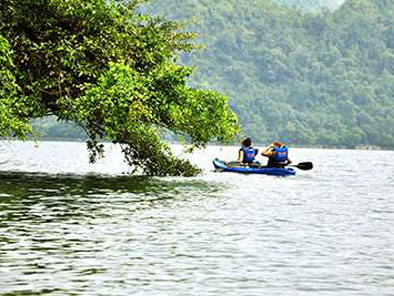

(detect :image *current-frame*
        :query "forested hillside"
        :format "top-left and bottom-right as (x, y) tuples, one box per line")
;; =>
(146, 0), (394, 148)
(28, 0), (393, 149)
(31, 117), (86, 140)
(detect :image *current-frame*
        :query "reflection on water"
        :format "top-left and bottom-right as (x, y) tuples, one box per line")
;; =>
(0, 170), (216, 199)
(0, 170), (220, 223)
(0, 170), (223, 296)
(1, 142), (394, 295)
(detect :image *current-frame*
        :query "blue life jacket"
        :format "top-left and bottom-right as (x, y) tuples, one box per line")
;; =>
(242, 146), (256, 163)
(272, 146), (288, 163)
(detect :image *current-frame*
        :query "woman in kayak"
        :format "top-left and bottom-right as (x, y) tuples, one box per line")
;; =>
(238, 137), (259, 164)
(262, 142), (292, 167)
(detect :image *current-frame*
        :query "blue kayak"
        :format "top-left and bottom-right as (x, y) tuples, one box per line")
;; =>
(213, 159), (296, 176)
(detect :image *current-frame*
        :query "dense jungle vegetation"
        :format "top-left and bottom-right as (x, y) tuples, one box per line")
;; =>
(28, 0), (394, 148)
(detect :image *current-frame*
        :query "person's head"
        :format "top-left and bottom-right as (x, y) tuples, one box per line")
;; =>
(273, 141), (283, 147)
(242, 137), (252, 147)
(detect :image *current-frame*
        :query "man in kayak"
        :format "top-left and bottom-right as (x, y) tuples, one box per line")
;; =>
(261, 142), (292, 168)
(238, 137), (259, 164)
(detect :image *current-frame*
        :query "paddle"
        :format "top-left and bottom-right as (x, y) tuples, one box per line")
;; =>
(289, 162), (313, 170)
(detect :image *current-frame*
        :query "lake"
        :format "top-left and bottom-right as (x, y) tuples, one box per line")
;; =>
(0, 140), (393, 295)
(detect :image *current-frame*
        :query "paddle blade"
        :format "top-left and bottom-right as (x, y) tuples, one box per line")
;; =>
(294, 162), (313, 170)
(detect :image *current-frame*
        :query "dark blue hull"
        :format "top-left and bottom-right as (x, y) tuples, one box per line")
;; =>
(213, 159), (296, 176)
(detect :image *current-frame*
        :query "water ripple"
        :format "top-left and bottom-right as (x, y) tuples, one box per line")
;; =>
(1, 144), (394, 295)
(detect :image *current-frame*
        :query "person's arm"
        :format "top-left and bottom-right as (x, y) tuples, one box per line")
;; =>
(237, 149), (244, 162)
(261, 144), (275, 157)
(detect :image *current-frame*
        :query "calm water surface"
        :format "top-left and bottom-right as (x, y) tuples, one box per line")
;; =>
(0, 141), (393, 295)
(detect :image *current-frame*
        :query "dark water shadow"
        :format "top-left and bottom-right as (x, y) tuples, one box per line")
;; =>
(0, 170), (219, 197)
(0, 170), (223, 225)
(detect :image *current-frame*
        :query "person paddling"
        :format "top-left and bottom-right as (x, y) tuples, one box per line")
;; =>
(262, 142), (292, 168)
(238, 137), (259, 165)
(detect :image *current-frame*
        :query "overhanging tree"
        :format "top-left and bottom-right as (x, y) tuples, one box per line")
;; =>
(0, 0), (239, 176)
(0, 35), (31, 138)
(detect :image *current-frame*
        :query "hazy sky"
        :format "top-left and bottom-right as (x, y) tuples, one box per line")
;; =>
(329, 0), (346, 7)
(275, 0), (346, 10)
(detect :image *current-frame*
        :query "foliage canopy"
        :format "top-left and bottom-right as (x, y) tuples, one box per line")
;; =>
(0, 0), (239, 176)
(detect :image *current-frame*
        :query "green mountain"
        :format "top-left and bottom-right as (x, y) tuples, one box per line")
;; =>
(31, 0), (394, 149)
(31, 117), (86, 140)
(146, 0), (394, 148)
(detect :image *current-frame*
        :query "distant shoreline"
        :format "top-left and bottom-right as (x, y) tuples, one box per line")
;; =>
(1, 138), (392, 152)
